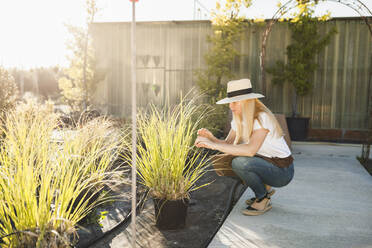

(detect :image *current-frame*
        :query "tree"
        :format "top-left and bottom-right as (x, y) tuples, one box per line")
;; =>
(195, 0), (252, 137)
(36, 67), (60, 99)
(267, 2), (336, 117)
(58, 0), (105, 112)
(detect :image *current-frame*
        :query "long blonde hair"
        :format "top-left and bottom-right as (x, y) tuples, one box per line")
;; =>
(233, 99), (283, 145)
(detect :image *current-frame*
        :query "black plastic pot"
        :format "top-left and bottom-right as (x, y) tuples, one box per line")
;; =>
(153, 198), (189, 230)
(286, 117), (310, 141)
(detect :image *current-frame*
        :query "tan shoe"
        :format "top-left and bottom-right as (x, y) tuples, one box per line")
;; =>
(245, 189), (275, 205)
(242, 198), (272, 216)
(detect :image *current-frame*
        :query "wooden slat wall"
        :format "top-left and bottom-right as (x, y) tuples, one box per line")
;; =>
(90, 18), (371, 130)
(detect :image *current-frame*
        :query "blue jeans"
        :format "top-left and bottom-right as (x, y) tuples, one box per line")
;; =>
(231, 156), (294, 199)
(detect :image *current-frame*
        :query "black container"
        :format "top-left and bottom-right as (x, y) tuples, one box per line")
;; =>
(153, 198), (189, 230)
(286, 117), (310, 141)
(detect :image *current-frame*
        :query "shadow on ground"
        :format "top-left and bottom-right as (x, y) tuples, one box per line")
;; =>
(87, 169), (237, 248)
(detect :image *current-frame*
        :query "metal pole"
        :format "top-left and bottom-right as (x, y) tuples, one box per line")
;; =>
(131, 1), (137, 247)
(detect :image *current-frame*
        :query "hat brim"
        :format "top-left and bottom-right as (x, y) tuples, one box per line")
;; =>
(216, 93), (265, 104)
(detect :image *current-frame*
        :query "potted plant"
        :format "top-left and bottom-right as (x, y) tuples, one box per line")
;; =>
(123, 97), (211, 230)
(267, 6), (336, 140)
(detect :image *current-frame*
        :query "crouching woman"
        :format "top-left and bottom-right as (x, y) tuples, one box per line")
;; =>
(195, 78), (294, 216)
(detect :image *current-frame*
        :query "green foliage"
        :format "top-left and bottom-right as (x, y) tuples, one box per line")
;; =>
(195, 0), (252, 137)
(276, 0), (331, 23)
(82, 208), (109, 227)
(267, 4), (336, 117)
(195, 103), (229, 138)
(122, 97), (211, 201)
(58, 0), (105, 112)
(0, 108), (125, 247)
(0, 66), (18, 117)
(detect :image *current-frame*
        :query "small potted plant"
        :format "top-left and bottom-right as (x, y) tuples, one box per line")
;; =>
(267, 6), (336, 140)
(123, 97), (211, 230)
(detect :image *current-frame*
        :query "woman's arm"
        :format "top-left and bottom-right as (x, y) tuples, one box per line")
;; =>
(197, 128), (236, 144)
(195, 128), (269, 157)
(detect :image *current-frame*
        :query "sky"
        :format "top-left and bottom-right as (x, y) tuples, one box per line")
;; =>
(0, 0), (371, 69)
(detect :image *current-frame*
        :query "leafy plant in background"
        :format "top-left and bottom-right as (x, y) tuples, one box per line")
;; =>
(195, 0), (252, 138)
(58, 0), (105, 113)
(267, 2), (337, 117)
(0, 66), (18, 117)
(36, 66), (61, 99)
(0, 107), (126, 247)
(15, 92), (55, 119)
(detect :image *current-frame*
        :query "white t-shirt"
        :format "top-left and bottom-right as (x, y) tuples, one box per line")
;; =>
(230, 112), (291, 158)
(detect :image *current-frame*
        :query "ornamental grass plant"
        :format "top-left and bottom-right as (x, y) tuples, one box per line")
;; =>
(123, 97), (212, 201)
(0, 106), (126, 247)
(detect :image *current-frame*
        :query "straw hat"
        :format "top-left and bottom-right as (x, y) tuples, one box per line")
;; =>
(216, 78), (264, 104)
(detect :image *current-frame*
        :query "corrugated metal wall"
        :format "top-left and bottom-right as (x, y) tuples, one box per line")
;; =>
(91, 18), (371, 130)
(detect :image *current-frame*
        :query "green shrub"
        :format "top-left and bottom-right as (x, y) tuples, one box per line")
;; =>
(122, 97), (211, 201)
(0, 108), (125, 247)
(267, 7), (336, 117)
(195, 1), (250, 137)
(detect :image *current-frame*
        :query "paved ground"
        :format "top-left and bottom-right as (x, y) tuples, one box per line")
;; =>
(209, 142), (372, 248)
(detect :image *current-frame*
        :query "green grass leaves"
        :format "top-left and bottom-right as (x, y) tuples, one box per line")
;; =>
(123, 97), (212, 201)
(0, 110), (124, 247)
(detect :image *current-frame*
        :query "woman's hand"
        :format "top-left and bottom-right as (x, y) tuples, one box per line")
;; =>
(194, 136), (216, 150)
(197, 128), (215, 141)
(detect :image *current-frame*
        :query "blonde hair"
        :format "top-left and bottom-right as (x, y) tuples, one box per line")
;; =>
(233, 99), (283, 145)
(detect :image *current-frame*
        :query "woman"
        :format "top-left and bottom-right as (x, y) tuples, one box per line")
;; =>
(195, 78), (294, 216)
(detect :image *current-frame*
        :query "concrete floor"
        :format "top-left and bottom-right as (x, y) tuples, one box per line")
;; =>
(208, 142), (372, 248)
